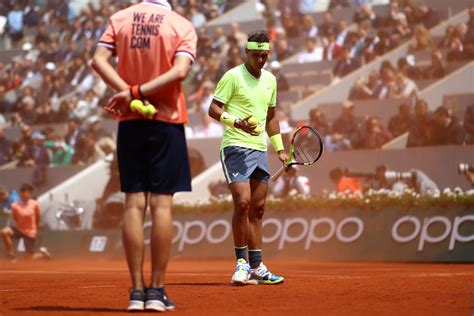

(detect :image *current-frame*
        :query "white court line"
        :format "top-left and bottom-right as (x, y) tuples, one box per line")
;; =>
(78, 285), (116, 289)
(1, 271), (473, 279)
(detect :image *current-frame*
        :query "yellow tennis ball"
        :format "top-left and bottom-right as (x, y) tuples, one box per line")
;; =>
(130, 99), (143, 112)
(143, 104), (157, 117)
(254, 126), (263, 134)
(248, 116), (258, 126)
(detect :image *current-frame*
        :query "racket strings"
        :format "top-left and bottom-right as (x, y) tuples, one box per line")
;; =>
(293, 130), (322, 164)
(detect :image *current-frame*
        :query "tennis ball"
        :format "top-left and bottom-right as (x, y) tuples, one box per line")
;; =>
(248, 116), (258, 126)
(130, 99), (143, 112)
(254, 126), (263, 134)
(143, 104), (157, 117)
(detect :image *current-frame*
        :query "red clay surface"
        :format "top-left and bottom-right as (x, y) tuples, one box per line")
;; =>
(1, 258), (473, 315)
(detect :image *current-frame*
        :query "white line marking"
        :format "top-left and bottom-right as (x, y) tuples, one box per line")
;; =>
(78, 285), (116, 289)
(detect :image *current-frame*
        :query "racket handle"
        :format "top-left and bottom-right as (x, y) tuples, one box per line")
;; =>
(271, 165), (287, 181)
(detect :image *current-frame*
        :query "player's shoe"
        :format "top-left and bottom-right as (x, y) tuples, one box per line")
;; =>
(39, 247), (52, 259)
(231, 258), (250, 285)
(145, 288), (176, 312)
(127, 288), (145, 312)
(248, 262), (284, 285)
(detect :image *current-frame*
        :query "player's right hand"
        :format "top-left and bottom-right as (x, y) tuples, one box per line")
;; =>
(106, 89), (132, 118)
(236, 116), (260, 136)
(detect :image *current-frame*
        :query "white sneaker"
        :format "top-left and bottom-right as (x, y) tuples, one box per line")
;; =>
(231, 258), (250, 285)
(247, 262), (284, 285)
(39, 247), (52, 259)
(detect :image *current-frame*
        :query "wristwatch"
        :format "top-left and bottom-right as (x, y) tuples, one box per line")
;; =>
(234, 118), (242, 128)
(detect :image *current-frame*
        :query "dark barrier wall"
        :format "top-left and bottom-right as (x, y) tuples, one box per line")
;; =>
(0, 165), (86, 196)
(268, 145), (474, 193)
(4, 207), (473, 262)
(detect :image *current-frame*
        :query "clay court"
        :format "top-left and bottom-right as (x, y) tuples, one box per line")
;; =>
(1, 259), (473, 315)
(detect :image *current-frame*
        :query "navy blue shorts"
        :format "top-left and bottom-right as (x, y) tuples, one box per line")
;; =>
(11, 226), (36, 253)
(220, 146), (270, 184)
(117, 120), (192, 193)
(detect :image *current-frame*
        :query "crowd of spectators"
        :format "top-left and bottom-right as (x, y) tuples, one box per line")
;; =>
(1, 0), (473, 172)
(299, 97), (473, 152)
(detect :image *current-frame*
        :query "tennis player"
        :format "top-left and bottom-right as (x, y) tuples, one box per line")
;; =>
(208, 30), (288, 285)
(92, 0), (197, 312)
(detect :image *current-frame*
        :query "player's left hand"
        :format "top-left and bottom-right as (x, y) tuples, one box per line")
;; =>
(277, 151), (289, 166)
(106, 90), (132, 118)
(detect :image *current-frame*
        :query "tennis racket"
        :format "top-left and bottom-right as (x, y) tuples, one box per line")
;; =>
(271, 125), (324, 181)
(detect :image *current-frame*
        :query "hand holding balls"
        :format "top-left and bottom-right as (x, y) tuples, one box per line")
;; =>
(247, 116), (263, 134)
(130, 99), (157, 118)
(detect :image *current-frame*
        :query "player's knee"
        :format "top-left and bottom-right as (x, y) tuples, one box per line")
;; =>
(234, 199), (250, 215)
(250, 204), (265, 220)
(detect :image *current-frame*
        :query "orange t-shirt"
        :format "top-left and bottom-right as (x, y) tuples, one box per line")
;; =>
(11, 199), (41, 239)
(337, 176), (362, 193)
(98, 0), (197, 124)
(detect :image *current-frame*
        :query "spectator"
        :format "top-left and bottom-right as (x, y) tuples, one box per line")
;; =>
(394, 71), (418, 98)
(7, 4), (24, 43)
(374, 28), (398, 55)
(0, 185), (18, 216)
(407, 99), (434, 147)
(360, 116), (392, 149)
(269, 61), (289, 91)
(324, 132), (351, 151)
(275, 38), (294, 61)
(329, 167), (362, 193)
(388, 103), (415, 138)
(298, 38), (323, 63)
(431, 106), (465, 145)
(414, 3), (440, 29)
(332, 101), (359, 140)
(280, 10), (300, 38)
(373, 67), (397, 99)
(44, 134), (73, 167)
(189, 5), (206, 29)
(323, 33), (343, 61)
(425, 49), (446, 79)
(408, 168), (439, 196)
(438, 25), (458, 49)
(348, 76), (374, 100)
(319, 12), (336, 38)
(18, 132), (50, 187)
(397, 56), (421, 80)
(409, 24), (432, 51)
(464, 104), (474, 144)
(0, 127), (11, 165)
(447, 36), (468, 62)
(72, 131), (97, 166)
(230, 22), (247, 49)
(353, 4), (379, 26)
(309, 108), (329, 135)
(332, 46), (361, 78)
(272, 166), (311, 198)
(335, 20), (349, 46)
(301, 14), (318, 39)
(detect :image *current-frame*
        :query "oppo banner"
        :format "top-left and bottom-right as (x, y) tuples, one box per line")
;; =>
(36, 208), (474, 262)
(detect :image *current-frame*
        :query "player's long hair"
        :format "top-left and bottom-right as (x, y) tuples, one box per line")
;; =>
(247, 30), (271, 43)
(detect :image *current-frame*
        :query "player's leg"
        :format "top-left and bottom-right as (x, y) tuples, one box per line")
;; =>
(145, 121), (191, 311)
(247, 178), (267, 264)
(123, 192), (148, 290)
(116, 120), (149, 311)
(228, 182), (252, 284)
(146, 193), (175, 312)
(247, 160), (284, 285)
(122, 192), (148, 311)
(1, 227), (16, 261)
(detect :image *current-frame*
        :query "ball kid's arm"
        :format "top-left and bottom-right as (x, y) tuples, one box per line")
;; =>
(91, 46), (129, 92)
